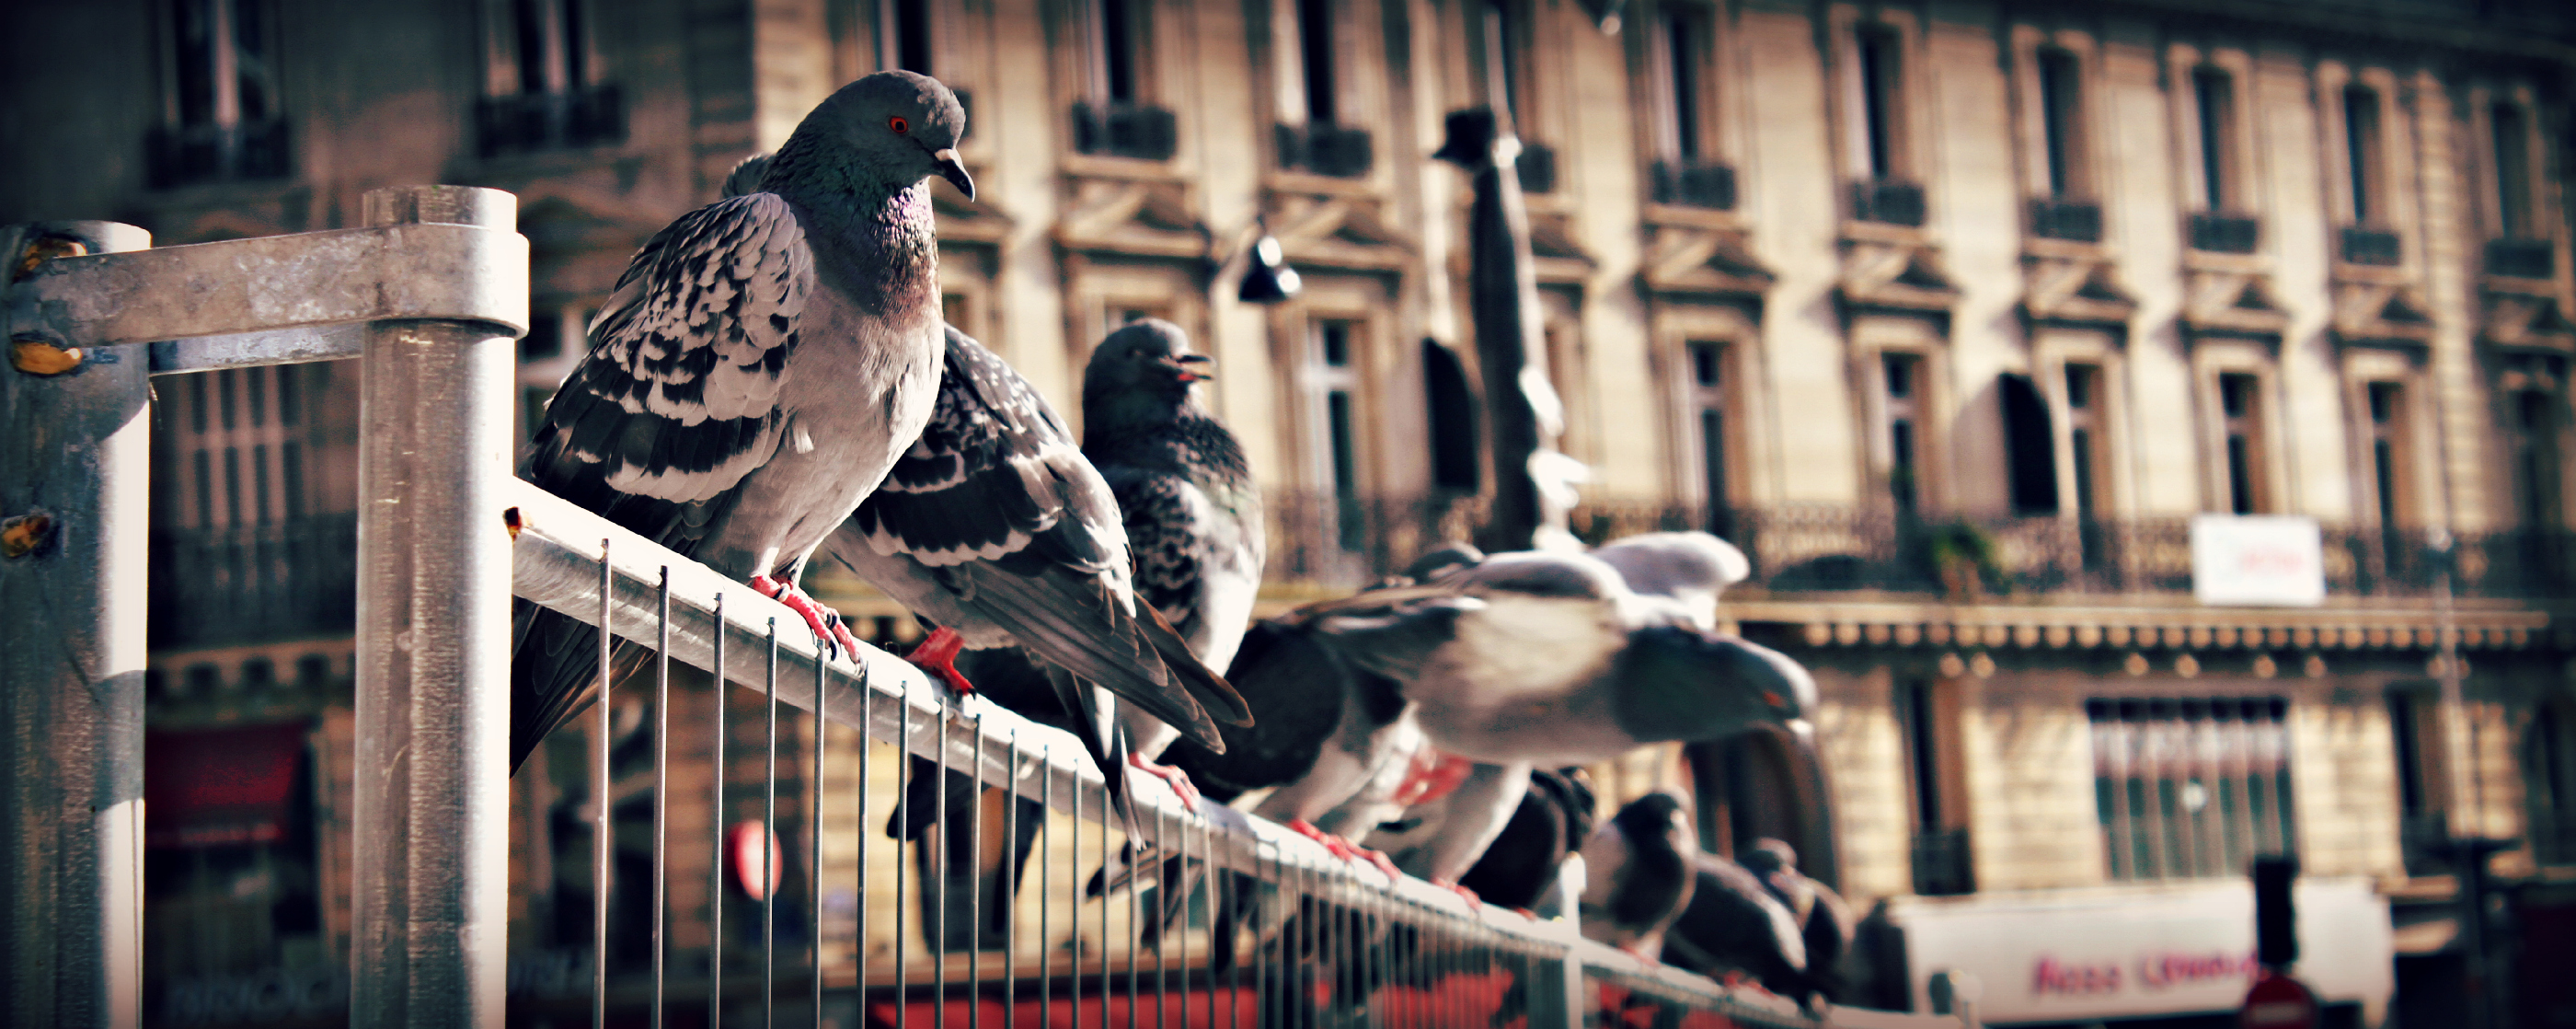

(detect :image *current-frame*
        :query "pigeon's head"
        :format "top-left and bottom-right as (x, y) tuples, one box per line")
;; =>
(788, 70), (973, 200)
(1610, 791), (1696, 852)
(1083, 318), (1212, 423)
(1739, 838), (1798, 876)
(1610, 628), (1812, 746)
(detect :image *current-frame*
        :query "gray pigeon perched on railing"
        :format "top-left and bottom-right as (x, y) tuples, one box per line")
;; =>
(1080, 318), (1267, 799)
(510, 70), (973, 770)
(822, 323), (1249, 838)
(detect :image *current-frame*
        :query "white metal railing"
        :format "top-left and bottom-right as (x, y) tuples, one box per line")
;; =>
(1, 186), (1963, 1029)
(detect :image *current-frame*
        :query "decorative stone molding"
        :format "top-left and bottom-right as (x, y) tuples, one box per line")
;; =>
(1836, 222), (1958, 313)
(2021, 239), (2137, 328)
(2179, 264), (2290, 338)
(2477, 279), (2576, 353)
(2329, 272), (2434, 352)
(1052, 173), (1210, 262)
(1639, 217), (1776, 300)
(1264, 190), (1415, 276)
(1746, 599), (2552, 653)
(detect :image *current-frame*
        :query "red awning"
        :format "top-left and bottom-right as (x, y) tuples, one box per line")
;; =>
(146, 723), (308, 849)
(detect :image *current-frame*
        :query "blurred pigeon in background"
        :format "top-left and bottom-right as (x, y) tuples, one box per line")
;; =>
(1663, 851), (1818, 1001)
(1579, 791), (1700, 959)
(1740, 838), (1857, 1002)
(1080, 318), (1266, 800)
(1590, 530), (1750, 631)
(512, 70), (973, 770)
(822, 323), (1249, 838)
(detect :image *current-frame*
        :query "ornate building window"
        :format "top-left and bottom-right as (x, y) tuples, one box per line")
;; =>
(1899, 677), (1972, 896)
(2216, 371), (2271, 514)
(2090, 697), (2296, 881)
(2185, 65), (2259, 254)
(1846, 22), (1922, 225)
(477, 0), (623, 156)
(2339, 85), (2400, 265)
(1881, 352), (1926, 514)
(151, 0), (289, 188)
(1272, 0), (1372, 177)
(1686, 341), (1735, 529)
(2484, 99), (2553, 278)
(2024, 46), (2099, 242)
(1071, 0), (1174, 160)
(1643, 4), (1732, 210)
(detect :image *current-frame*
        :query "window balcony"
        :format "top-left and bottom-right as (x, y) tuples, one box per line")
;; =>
(2340, 225), (2402, 266)
(1276, 121), (1374, 179)
(1650, 160), (1738, 211)
(2398, 812), (2453, 876)
(1515, 142), (1558, 195)
(1910, 828), (1975, 896)
(148, 514), (358, 651)
(475, 85), (627, 157)
(2486, 237), (2556, 279)
(2188, 211), (2261, 254)
(1850, 179), (1926, 227)
(2029, 198), (2103, 243)
(1072, 101), (1178, 161)
(146, 120), (293, 190)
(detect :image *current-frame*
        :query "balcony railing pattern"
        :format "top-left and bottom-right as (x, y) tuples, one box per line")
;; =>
(2029, 198), (2103, 243)
(476, 86), (627, 157)
(1651, 161), (1738, 211)
(1262, 494), (2576, 600)
(2189, 212), (2261, 254)
(1073, 101), (1179, 161)
(146, 121), (293, 190)
(1850, 179), (1927, 227)
(149, 515), (358, 650)
(1276, 121), (1374, 178)
(2340, 225), (2403, 266)
(1516, 142), (1558, 194)
(2486, 237), (2557, 279)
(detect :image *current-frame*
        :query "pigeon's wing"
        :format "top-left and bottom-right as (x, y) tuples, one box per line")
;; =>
(512, 193), (811, 769)
(1161, 619), (1359, 800)
(841, 328), (1245, 748)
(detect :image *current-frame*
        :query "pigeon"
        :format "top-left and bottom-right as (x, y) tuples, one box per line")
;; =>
(511, 70), (973, 769)
(1298, 549), (1811, 895)
(1579, 791), (1700, 959)
(1662, 852), (1815, 1000)
(820, 322), (1251, 838)
(1590, 530), (1750, 632)
(1738, 838), (1857, 1002)
(1080, 318), (1267, 796)
(1371, 766), (1595, 912)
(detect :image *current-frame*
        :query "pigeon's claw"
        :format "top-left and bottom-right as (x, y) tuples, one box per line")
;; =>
(1358, 847), (1401, 883)
(1126, 755), (1202, 812)
(752, 575), (851, 658)
(1431, 878), (1482, 911)
(905, 625), (975, 695)
(1512, 908), (1540, 920)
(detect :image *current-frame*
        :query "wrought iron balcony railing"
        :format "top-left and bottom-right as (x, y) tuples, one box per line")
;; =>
(1072, 101), (1178, 161)
(1265, 494), (2576, 601)
(1276, 121), (1374, 178)
(2029, 197), (2102, 243)
(2486, 237), (2556, 280)
(2189, 212), (2261, 254)
(2340, 225), (2402, 266)
(475, 86), (627, 157)
(148, 514), (359, 650)
(1651, 161), (1738, 211)
(1850, 179), (1927, 227)
(146, 120), (293, 190)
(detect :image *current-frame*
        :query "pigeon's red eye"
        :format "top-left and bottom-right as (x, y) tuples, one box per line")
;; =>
(888, 116), (910, 134)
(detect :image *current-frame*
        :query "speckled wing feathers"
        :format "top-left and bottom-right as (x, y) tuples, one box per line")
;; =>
(546, 192), (811, 505)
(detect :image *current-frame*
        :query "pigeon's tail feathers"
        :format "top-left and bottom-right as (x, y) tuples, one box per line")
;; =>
(1138, 597), (1252, 727)
(956, 564), (1228, 754)
(510, 602), (623, 772)
(1051, 665), (1144, 845)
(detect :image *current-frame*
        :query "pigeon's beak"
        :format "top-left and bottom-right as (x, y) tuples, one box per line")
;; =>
(931, 148), (975, 201)
(1164, 353), (1214, 383)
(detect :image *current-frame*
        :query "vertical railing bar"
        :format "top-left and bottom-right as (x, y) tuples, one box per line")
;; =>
(1004, 730), (1021, 1029)
(653, 566), (672, 1029)
(1177, 812), (1191, 1029)
(1098, 785), (1110, 1029)
(1126, 812), (1141, 1029)
(894, 689), (910, 1029)
(857, 658), (871, 1020)
(970, 714), (986, 1029)
(935, 690), (949, 1018)
(594, 538), (613, 1029)
(811, 651), (826, 1027)
(1057, 750), (1070, 1028)
(1153, 806), (1167, 1029)
(764, 619), (780, 1029)
(709, 595), (728, 1029)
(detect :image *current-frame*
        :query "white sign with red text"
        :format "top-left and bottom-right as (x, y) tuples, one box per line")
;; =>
(2192, 514), (2327, 607)
(1887, 879), (2390, 1025)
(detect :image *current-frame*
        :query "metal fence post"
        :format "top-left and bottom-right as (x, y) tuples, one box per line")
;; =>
(1, 218), (155, 1029)
(348, 186), (523, 1028)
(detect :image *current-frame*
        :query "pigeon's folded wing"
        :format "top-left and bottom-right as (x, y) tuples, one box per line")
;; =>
(844, 329), (1245, 747)
(512, 193), (812, 770)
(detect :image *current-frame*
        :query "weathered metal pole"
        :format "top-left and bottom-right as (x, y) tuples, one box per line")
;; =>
(0, 218), (155, 1029)
(349, 186), (523, 1027)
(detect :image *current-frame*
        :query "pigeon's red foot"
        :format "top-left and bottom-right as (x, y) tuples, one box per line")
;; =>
(750, 575), (859, 657)
(904, 625), (974, 695)
(1618, 943), (1655, 965)
(1285, 819), (1395, 878)
(1512, 908), (1540, 920)
(1431, 878), (1483, 910)
(1126, 754), (1202, 812)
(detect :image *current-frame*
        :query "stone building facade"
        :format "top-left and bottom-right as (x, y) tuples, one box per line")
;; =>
(7, 0), (2576, 1023)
